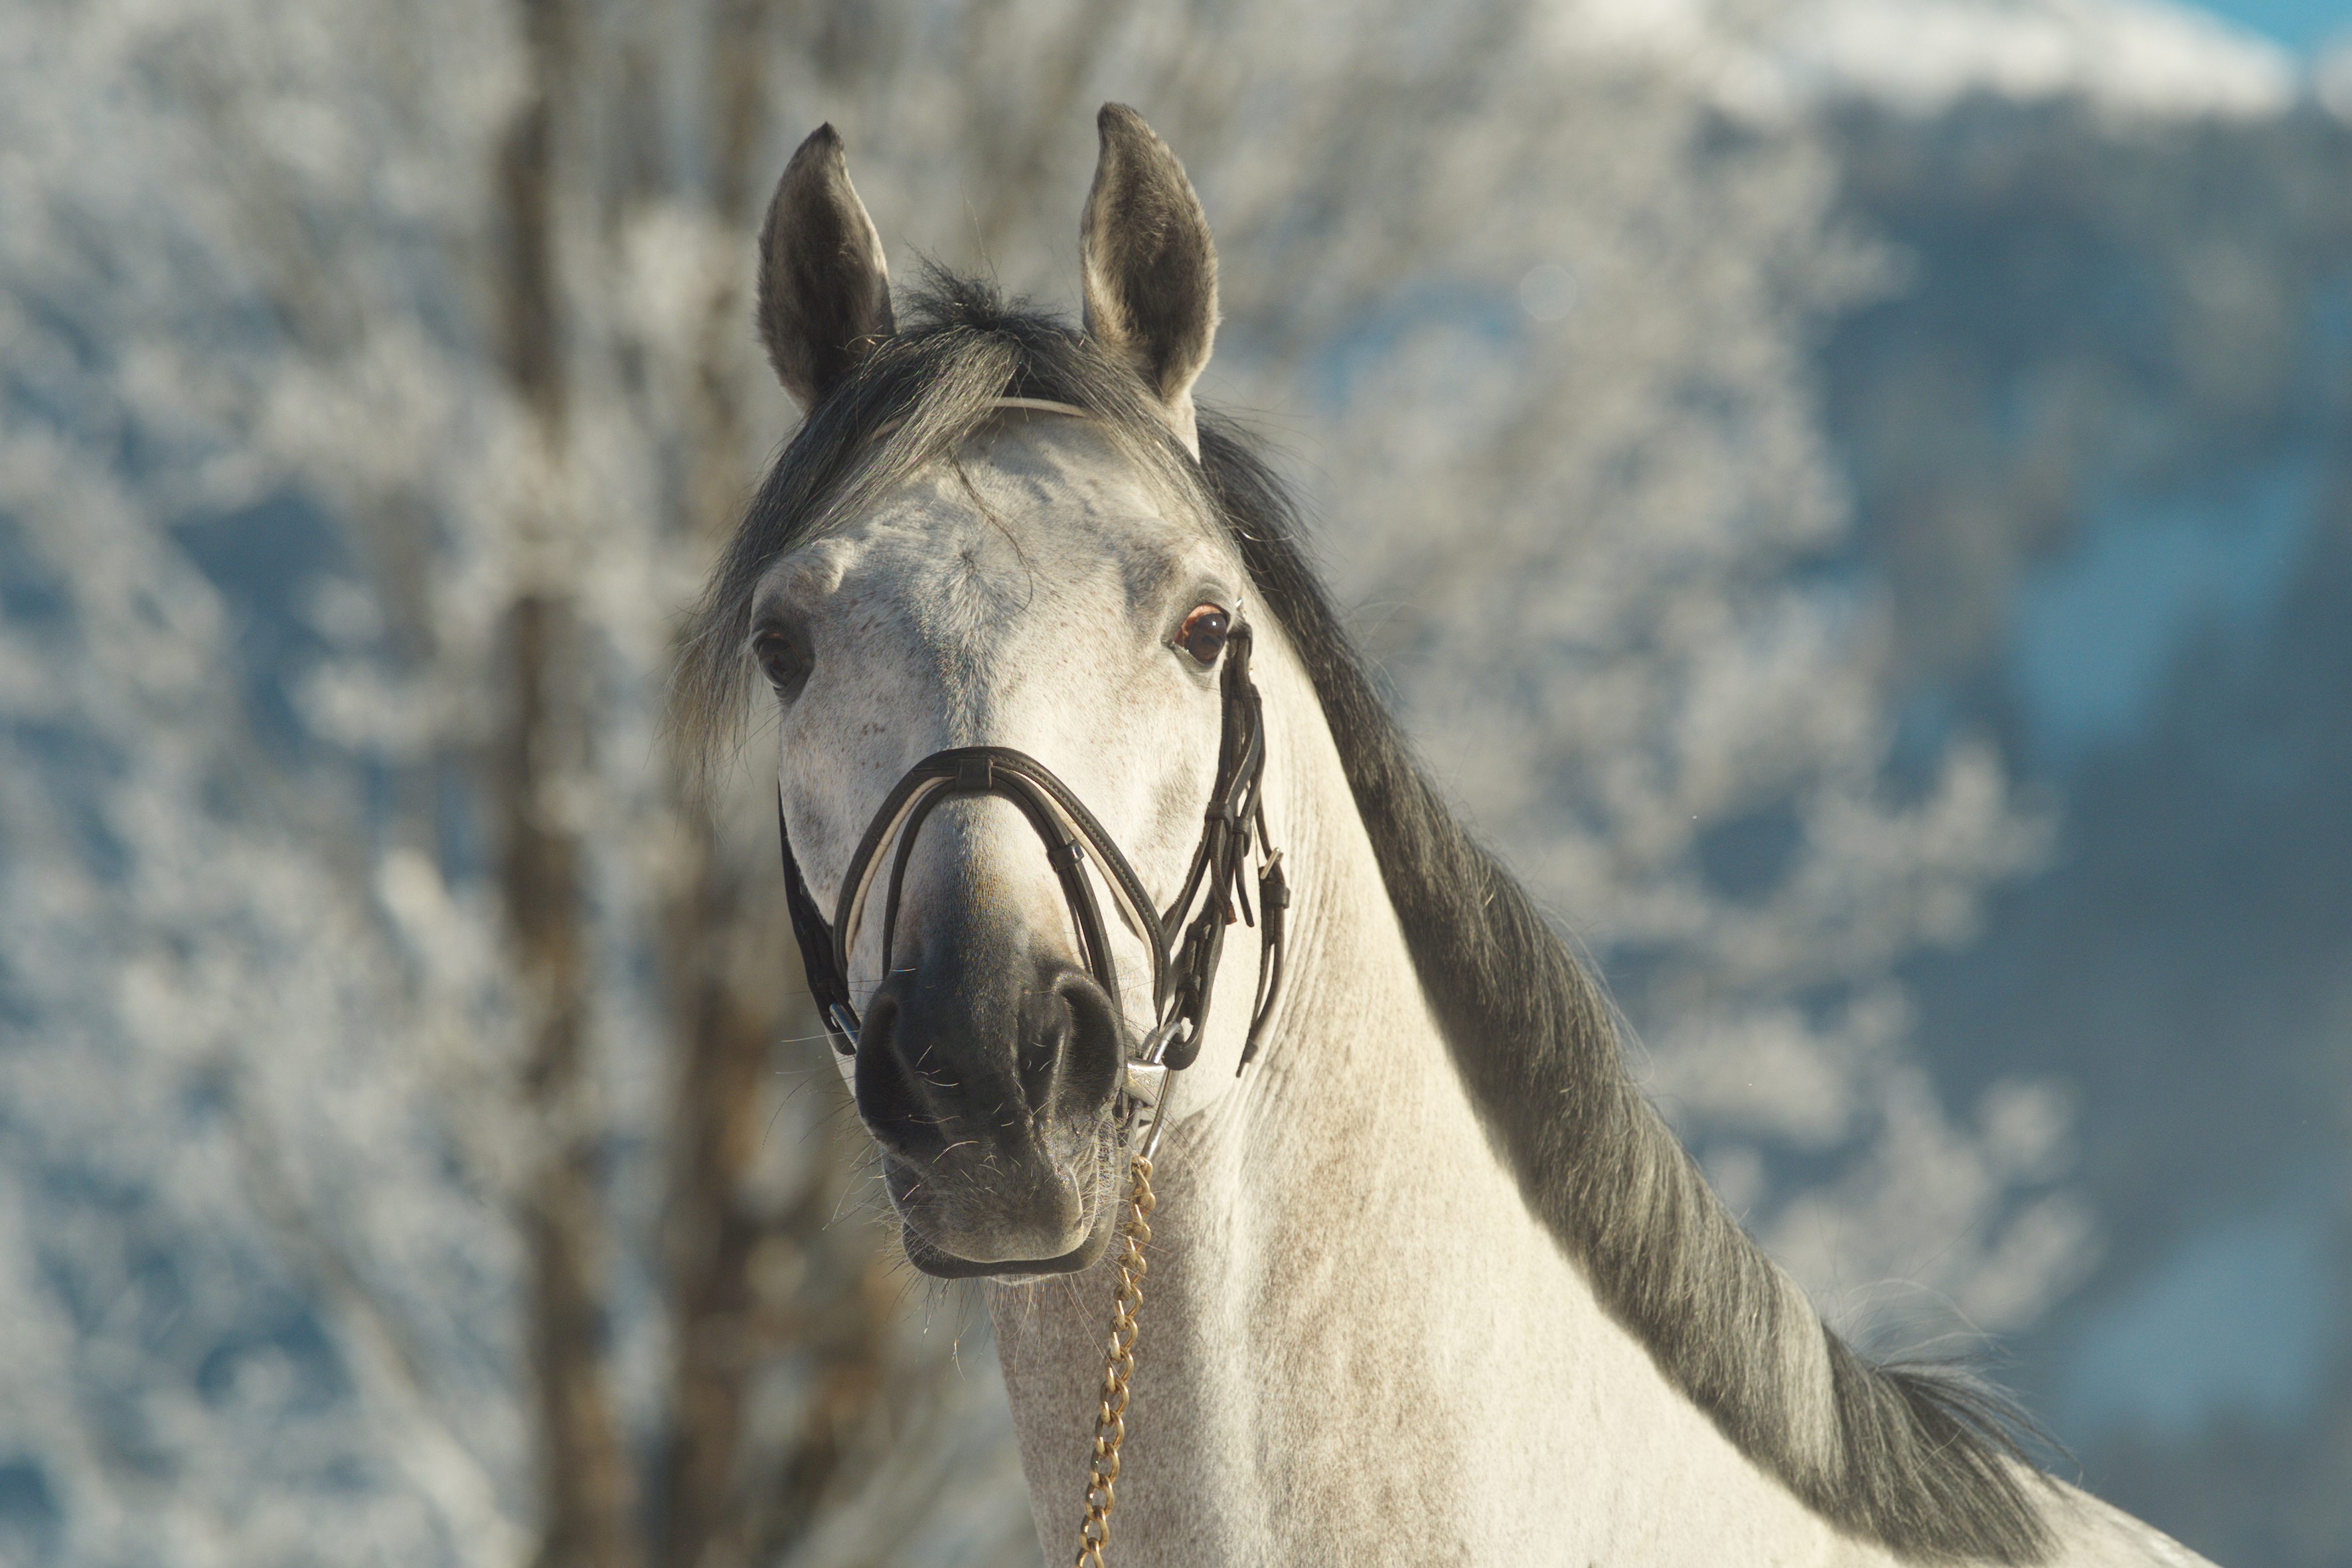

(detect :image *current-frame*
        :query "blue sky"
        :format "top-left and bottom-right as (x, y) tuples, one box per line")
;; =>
(2194, 0), (2352, 48)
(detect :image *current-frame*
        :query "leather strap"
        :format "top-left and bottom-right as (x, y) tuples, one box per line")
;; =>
(775, 623), (1285, 1127)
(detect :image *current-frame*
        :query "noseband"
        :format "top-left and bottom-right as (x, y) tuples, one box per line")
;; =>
(775, 615), (1290, 1153)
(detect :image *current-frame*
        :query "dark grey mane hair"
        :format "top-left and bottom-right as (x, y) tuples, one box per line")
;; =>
(675, 275), (2054, 1565)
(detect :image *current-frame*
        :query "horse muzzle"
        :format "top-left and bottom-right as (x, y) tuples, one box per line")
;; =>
(770, 623), (1287, 1277)
(856, 944), (1127, 1275)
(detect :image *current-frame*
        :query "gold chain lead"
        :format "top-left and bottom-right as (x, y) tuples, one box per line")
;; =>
(1074, 1153), (1155, 1568)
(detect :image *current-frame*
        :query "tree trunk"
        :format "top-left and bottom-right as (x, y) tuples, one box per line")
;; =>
(496, 1), (638, 1563)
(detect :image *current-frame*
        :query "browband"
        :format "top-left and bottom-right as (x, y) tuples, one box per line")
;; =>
(870, 396), (1093, 441)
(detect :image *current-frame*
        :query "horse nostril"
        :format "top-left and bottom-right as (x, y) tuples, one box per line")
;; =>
(1053, 970), (1125, 1111)
(1012, 970), (1123, 1119)
(852, 990), (935, 1148)
(1017, 992), (1072, 1118)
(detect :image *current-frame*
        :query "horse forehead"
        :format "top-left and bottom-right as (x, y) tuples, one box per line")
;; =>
(809, 427), (1214, 623)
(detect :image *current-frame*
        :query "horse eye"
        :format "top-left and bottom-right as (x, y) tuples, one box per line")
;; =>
(1175, 605), (1229, 666)
(753, 630), (810, 694)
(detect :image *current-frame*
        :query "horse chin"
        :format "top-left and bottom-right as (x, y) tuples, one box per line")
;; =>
(880, 1124), (1124, 1279)
(898, 1202), (1119, 1279)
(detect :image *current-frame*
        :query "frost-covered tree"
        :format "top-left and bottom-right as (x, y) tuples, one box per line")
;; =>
(0, 1), (2080, 1564)
(1, 5), (535, 1563)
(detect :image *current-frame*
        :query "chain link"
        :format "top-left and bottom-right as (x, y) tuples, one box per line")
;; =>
(1074, 1153), (1155, 1568)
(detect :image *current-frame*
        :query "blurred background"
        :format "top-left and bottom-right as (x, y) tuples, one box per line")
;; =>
(2, 0), (2347, 1563)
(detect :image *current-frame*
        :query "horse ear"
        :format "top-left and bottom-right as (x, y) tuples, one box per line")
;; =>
(1079, 104), (1219, 457)
(757, 124), (894, 412)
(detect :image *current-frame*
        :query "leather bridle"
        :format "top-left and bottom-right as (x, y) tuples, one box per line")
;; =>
(776, 616), (1290, 1156)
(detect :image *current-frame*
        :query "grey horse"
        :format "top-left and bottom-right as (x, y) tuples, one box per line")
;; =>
(674, 104), (2216, 1568)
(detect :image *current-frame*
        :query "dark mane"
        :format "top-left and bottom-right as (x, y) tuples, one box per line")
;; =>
(1200, 423), (2055, 1565)
(677, 277), (2053, 1565)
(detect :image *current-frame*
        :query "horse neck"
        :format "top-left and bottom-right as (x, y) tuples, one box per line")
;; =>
(985, 629), (1876, 1566)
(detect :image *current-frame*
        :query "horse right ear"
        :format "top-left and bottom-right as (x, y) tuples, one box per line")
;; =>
(757, 125), (894, 412)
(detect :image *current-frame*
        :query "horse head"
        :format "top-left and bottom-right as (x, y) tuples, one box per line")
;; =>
(728, 108), (1267, 1279)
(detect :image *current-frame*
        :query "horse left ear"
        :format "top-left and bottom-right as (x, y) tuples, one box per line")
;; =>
(1080, 104), (1219, 457)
